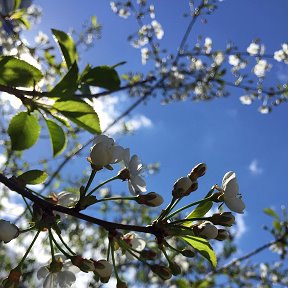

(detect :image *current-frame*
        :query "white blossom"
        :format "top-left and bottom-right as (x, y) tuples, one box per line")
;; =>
(253, 59), (270, 77)
(274, 43), (288, 63)
(221, 171), (245, 214)
(258, 105), (271, 114)
(229, 55), (240, 67)
(0, 219), (19, 243)
(141, 47), (149, 65)
(239, 95), (253, 105)
(247, 42), (260, 56)
(35, 31), (49, 45)
(90, 135), (126, 169)
(37, 255), (80, 288)
(151, 20), (164, 40)
(204, 37), (212, 54)
(214, 52), (224, 65)
(124, 150), (146, 195)
(123, 233), (146, 260)
(57, 191), (79, 207)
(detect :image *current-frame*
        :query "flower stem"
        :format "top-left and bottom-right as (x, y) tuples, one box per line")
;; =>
(168, 217), (210, 225)
(96, 196), (137, 204)
(21, 196), (33, 216)
(84, 169), (97, 195)
(166, 195), (214, 220)
(56, 231), (76, 255)
(157, 197), (177, 221)
(18, 230), (40, 267)
(87, 175), (120, 197)
(49, 229), (55, 260)
(50, 230), (71, 258)
(110, 240), (121, 282)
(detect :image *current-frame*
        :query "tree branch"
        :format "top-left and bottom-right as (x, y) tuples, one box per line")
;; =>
(0, 173), (158, 235)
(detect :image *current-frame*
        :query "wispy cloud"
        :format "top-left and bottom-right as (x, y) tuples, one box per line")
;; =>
(248, 159), (263, 175)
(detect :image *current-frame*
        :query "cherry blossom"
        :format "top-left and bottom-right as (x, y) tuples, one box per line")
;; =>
(123, 232), (146, 260)
(89, 135), (126, 169)
(123, 149), (146, 195)
(221, 171), (245, 214)
(37, 255), (80, 288)
(253, 59), (270, 77)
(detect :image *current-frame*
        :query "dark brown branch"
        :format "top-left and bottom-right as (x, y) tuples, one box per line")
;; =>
(0, 77), (155, 100)
(0, 173), (157, 235)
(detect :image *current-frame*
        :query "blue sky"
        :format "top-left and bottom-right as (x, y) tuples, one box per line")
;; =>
(26, 0), (288, 263)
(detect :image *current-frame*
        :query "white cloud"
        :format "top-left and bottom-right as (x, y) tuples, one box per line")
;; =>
(248, 159), (263, 175)
(232, 213), (247, 240)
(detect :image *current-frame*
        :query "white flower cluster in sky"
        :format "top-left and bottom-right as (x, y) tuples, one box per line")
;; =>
(274, 43), (288, 63)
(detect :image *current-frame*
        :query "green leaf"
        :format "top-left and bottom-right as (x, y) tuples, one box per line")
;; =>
(0, 56), (43, 87)
(13, 0), (22, 10)
(81, 66), (120, 90)
(18, 170), (48, 185)
(264, 208), (279, 219)
(52, 29), (77, 68)
(53, 99), (101, 134)
(184, 201), (213, 226)
(48, 62), (79, 98)
(181, 236), (217, 268)
(45, 119), (67, 157)
(8, 112), (41, 150)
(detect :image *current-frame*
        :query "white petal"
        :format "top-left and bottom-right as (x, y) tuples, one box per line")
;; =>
(123, 148), (130, 166)
(129, 155), (141, 173)
(112, 145), (126, 163)
(58, 192), (79, 207)
(37, 266), (49, 280)
(57, 271), (76, 288)
(128, 181), (136, 195)
(94, 135), (114, 145)
(43, 273), (57, 288)
(131, 238), (146, 251)
(225, 197), (245, 214)
(222, 172), (238, 197)
(131, 175), (146, 190)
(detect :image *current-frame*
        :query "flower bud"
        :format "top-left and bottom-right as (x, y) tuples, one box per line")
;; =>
(194, 221), (218, 239)
(188, 163), (207, 181)
(0, 220), (19, 243)
(172, 177), (192, 198)
(71, 256), (94, 272)
(210, 212), (235, 227)
(2, 267), (22, 288)
(150, 264), (172, 280)
(94, 259), (113, 279)
(136, 192), (164, 207)
(184, 181), (198, 196)
(117, 281), (128, 288)
(181, 247), (196, 258)
(215, 229), (229, 241)
(140, 249), (157, 260)
(169, 261), (181, 276)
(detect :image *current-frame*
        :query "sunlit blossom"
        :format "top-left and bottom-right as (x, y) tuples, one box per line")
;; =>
(37, 255), (80, 288)
(253, 59), (270, 77)
(123, 232), (146, 260)
(124, 150), (146, 195)
(221, 171), (245, 214)
(151, 20), (164, 40)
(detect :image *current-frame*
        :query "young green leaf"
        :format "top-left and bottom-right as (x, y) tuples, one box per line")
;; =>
(48, 62), (79, 98)
(184, 201), (213, 225)
(52, 29), (77, 68)
(45, 119), (67, 157)
(181, 235), (217, 268)
(0, 56), (43, 87)
(263, 208), (279, 219)
(53, 99), (101, 134)
(8, 112), (41, 150)
(81, 66), (120, 90)
(18, 170), (48, 185)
